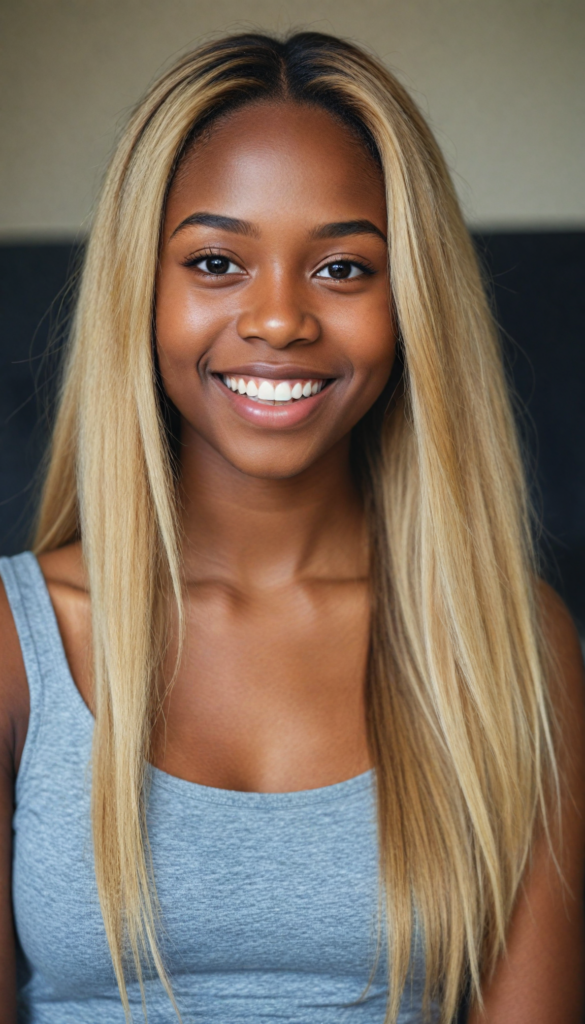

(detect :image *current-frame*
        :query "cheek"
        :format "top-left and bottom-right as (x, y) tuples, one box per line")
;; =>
(155, 269), (228, 374)
(155, 278), (208, 417)
(156, 274), (195, 371)
(338, 296), (396, 398)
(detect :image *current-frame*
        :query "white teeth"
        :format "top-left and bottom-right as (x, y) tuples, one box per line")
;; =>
(222, 375), (327, 402)
(257, 380), (275, 400)
(274, 381), (292, 402)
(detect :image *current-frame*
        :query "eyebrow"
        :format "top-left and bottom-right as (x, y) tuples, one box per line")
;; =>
(170, 212), (386, 244)
(170, 212), (259, 239)
(311, 219), (387, 243)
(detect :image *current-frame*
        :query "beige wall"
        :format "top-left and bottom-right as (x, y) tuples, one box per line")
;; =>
(1, 0), (584, 239)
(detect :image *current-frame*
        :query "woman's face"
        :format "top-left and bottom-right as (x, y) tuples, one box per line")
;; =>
(156, 100), (395, 479)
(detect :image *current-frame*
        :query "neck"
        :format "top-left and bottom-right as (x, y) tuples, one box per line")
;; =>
(178, 428), (368, 589)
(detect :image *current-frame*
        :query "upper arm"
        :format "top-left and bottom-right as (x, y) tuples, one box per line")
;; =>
(0, 578), (29, 1024)
(469, 583), (585, 1024)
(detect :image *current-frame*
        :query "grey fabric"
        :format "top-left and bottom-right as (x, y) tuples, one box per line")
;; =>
(1, 551), (433, 1023)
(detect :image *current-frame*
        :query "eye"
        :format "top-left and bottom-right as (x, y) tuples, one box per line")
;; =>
(315, 260), (372, 280)
(188, 255), (243, 275)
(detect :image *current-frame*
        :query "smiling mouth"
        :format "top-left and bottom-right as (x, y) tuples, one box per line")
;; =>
(219, 374), (330, 404)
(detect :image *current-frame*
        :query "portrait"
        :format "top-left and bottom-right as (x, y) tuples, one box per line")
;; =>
(0, 4), (583, 1022)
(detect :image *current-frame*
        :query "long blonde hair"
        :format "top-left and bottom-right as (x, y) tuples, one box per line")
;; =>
(34, 32), (557, 1023)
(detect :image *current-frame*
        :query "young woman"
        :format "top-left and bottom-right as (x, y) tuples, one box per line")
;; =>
(0, 31), (583, 1024)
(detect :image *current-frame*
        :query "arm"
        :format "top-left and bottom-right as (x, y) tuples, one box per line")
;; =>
(0, 579), (29, 1023)
(469, 585), (585, 1024)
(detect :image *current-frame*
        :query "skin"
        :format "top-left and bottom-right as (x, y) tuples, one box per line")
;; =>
(0, 100), (583, 1021)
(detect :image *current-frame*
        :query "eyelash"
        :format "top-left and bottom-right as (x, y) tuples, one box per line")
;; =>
(181, 248), (240, 270)
(181, 249), (375, 278)
(316, 259), (374, 279)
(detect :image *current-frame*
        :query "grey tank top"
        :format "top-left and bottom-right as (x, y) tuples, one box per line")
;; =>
(0, 552), (432, 1024)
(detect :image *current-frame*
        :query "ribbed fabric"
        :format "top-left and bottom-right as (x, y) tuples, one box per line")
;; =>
(0, 552), (433, 1023)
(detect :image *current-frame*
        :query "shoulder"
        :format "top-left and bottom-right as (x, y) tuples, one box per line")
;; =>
(0, 561), (30, 777)
(534, 580), (585, 856)
(536, 579), (585, 790)
(0, 572), (23, 1018)
(0, 542), (89, 775)
(537, 578), (584, 670)
(538, 583), (585, 970)
(468, 580), (585, 1022)
(36, 541), (90, 649)
(37, 542), (93, 712)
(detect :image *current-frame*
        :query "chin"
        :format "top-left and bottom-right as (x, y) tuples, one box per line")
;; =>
(217, 438), (327, 482)
(228, 456), (315, 482)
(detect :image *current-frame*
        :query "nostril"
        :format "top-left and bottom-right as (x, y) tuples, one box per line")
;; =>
(236, 310), (321, 349)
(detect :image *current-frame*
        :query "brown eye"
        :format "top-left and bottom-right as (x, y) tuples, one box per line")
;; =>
(187, 254), (243, 275)
(329, 262), (351, 279)
(202, 256), (231, 274)
(316, 260), (371, 280)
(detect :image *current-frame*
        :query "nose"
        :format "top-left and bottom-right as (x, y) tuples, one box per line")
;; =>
(236, 271), (320, 350)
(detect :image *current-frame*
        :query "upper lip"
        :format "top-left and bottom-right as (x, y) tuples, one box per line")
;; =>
(211, 363), (334, 380)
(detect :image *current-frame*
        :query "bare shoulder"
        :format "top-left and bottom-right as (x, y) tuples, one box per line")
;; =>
(537, 580), (585, 790)
(534, 580), (585, 862)
(0, 581), (22, 1023)
(469, 582), (585, 1023)
(0, 571), (29, 775)
(537, 578), (584, 672)
(37, 542), (93, 711)
(0, 541), (90, 775)
(0, 541), (86, 768)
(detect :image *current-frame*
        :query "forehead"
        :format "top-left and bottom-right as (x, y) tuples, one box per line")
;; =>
(165, 101), (386, 232)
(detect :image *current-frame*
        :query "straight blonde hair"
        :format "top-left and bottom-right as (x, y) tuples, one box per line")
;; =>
(34, 32), (557, 1023)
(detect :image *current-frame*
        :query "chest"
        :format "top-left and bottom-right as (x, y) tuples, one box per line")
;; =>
(49, 575), (372, 791)
(153, 580), (372, 790)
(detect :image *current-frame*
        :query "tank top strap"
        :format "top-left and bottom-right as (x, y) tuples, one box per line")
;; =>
(0, 551), (92, 794)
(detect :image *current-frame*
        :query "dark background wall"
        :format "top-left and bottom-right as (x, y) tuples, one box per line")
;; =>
(1, 233), (584, 634)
